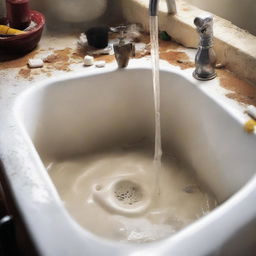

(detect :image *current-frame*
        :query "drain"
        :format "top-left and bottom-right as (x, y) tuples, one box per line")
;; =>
(113, 180), (143, 206)
(93, 178), (151, 216)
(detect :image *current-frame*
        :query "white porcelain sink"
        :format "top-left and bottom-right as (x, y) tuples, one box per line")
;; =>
(1, 63), (256, 255)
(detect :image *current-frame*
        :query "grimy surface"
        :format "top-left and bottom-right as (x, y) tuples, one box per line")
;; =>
(47, 146), (217, 243)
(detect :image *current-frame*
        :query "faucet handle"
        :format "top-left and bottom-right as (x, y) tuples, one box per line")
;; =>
(194, 14), (213, 36)
(110, 25), (128, 45)
(193, 14), (216, 80)
(109, 25), (127, 34)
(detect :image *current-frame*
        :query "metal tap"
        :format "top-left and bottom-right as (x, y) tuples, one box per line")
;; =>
(193, 15), (216, 81)
(149, 0), (177, 16)
(113, 26), (135, 68)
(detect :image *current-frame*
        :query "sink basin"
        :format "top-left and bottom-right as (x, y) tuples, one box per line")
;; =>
(1, 63), (256, 255)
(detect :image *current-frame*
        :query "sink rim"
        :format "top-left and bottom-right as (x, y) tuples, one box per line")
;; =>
(1, 62), (256, 255)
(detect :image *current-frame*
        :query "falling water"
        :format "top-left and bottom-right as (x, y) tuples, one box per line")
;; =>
(150, 16), (162, 165)
(150, 16), (162, 197)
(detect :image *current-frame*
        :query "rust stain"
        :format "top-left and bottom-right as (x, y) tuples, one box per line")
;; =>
(2, 33), (192, 81)
(134, 34), (193, 69)
(0, 49), (40, 69)
(217, 69), (256, 106)
(18, 68), (31, 79)
(133, 34), (194, 70)
(43, 48), (73, 72)
(159, 39), (181, 51)
(71, 51), (84, 61)
(160, 51), (194, 70)
(138, 33), (150, 44)
(135, 50), (150, 59)
(182, 7), (191, 12)
(94, 55), (115, 63)
(43, 54), (58, 63)
(8, 32), (256, 108)
(12, 45), (116, 80)
(53, 48), (72, 62)
(40, 68), (52, 77)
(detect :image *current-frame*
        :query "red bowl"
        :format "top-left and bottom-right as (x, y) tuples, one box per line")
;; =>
(0, 10), (45, 53)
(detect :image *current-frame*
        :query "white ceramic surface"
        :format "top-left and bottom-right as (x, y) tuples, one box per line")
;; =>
(44, 0), (107, 23)
(0, 62), (256, 255)
(186, 0), (256, 35)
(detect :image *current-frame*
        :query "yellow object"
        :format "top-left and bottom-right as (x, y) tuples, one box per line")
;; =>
(244, 119), (256, 133)
(0, 25), (26, 35)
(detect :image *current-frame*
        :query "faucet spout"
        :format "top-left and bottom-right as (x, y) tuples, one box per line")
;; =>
(193, 15), (216, 81)
(149, 0), (177, 16)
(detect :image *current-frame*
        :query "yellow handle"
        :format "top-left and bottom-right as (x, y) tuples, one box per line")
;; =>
(0, 25), (26, 35)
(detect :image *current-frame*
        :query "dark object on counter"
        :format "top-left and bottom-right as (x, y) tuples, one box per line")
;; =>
(0, 10), (45, 53)
(0, 17), (8, 25)
(6, 0), (31, 30)
(85, 26), (109, 49)
(0, 216), (20, 256)
(159, 31), (171, 41)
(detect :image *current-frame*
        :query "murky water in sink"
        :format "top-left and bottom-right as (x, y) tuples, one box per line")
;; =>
(47, 146), (217, 243)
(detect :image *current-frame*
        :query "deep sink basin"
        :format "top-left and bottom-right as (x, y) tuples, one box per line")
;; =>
(2, 64), (256, 255)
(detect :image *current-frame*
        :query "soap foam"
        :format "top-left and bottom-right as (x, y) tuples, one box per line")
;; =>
(47, 148), (218, 243)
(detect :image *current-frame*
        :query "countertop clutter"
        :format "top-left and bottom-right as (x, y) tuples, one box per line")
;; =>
(0, 1), (256, 255)
(0, 0), (45, 53)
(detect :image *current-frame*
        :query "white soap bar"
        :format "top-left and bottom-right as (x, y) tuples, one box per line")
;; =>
(95, 61), (106, 68)
(246, 105), (256, 119)
(84, 55), (94, 66)
(28, 58), (44, 68)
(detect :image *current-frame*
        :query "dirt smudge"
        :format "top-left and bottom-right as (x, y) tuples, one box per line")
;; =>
(160, 51), (194, 70)
(217, 69), (256, 106)
(18, 68), (31, 79)
(94, 55), (115, 63)
(0, 49), (40, 69)
(159, 39), (181, 51)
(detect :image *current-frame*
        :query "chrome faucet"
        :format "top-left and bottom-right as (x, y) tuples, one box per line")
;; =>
(149, 0), (177, 16)
(113, 26), (135, 68)
(193, 15), (216, 80)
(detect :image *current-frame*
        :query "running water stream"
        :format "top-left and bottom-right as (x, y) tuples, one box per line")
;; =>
(150, 16), (162, 196)
(150, 16), (162, 165)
